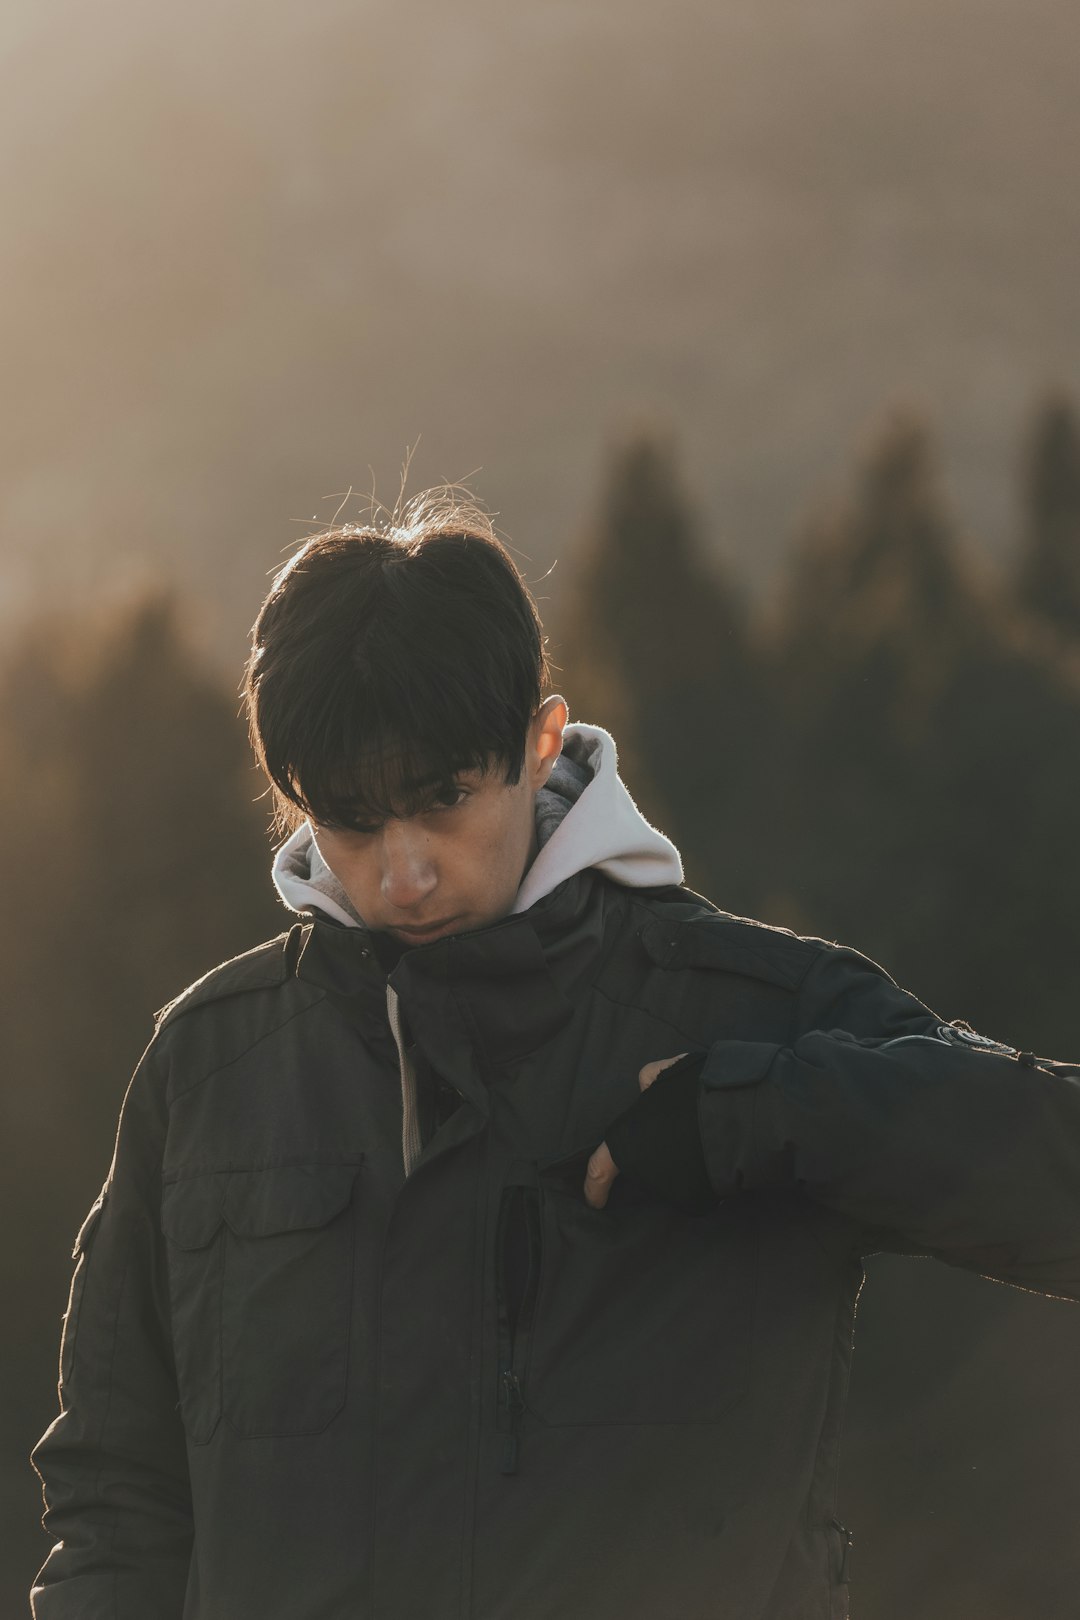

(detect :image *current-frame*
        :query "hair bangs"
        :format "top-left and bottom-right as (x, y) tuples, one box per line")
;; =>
(274, 655), (523, 832)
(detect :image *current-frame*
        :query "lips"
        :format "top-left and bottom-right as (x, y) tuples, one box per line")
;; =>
(390, 917), (462, 945)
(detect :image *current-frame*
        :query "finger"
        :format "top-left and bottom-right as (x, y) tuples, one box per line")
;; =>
(638, 1051), (689, 1092)
(584, 1141), (618, 1209)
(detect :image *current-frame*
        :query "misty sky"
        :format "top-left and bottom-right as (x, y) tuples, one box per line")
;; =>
(2, 0), (1078, 657)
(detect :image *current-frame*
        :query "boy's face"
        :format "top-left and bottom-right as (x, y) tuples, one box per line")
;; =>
(311, 698), (567, 946)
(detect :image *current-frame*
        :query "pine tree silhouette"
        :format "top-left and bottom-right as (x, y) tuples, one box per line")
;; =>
(1016, 391), (1080, 639)
(555, 431), (764, 908)
(777, 409), (980, 740)
(767, 409), (985, 959)
(771, 404), (1080, 1052)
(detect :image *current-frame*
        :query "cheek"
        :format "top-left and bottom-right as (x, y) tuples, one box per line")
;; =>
(480, 798), (535, 882)
(341, 851), (377, 897)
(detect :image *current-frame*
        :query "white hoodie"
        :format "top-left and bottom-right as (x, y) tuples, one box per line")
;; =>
(270, 722), (683, 927)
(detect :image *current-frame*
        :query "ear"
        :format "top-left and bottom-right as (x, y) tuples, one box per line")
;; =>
(528, 696), (568, 790)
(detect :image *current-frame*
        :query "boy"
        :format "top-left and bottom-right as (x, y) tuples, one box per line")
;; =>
(32, 492), (1080, 1619)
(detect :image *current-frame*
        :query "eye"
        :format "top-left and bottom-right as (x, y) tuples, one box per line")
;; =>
(431, 784), (470, 812)
(316, 817), (383, 840)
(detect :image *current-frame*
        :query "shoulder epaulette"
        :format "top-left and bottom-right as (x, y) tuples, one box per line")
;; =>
(154, 927), (300, 1031)
(638, 903), (825, 991)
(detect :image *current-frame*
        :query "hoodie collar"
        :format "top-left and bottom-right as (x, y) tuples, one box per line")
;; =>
(270, 722), (683, 928)
(512, 724), (682, 911)
(273, 819), (362, 928)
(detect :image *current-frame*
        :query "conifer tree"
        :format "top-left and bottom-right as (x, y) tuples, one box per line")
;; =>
(768, 410), (983, 964)
(771, 406), (1080, 1054)
(556, 432), (764, 910)
(67, 592), (280, 1060)
(778, 409), (980, 738)
(1015, 391), (1080, 639)
(0, 591), (279, 1161)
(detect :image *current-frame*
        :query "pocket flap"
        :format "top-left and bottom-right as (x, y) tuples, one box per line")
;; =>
(222, 1163), (362, 1238)
(702, 1040), (780, 1089)
(162, 1173), (228, 1250)
(163, 1163), (363, 1248)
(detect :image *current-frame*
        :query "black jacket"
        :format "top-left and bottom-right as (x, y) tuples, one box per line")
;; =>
(31, 873), (1080, 1619)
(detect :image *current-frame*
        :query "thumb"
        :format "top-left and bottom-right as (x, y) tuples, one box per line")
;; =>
(583, 1140), (619, 1210)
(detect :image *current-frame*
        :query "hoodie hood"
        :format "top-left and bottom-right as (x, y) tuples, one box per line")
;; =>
(270, 722), (683, 928)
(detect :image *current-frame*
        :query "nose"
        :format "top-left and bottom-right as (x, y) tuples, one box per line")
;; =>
(378, 820), (438, 913)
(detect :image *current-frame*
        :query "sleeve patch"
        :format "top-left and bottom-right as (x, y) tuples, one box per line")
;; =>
(937, 1021), (1017, 1057)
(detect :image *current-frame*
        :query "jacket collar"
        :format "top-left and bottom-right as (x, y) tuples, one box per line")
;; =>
(294, 868), (613, 1075)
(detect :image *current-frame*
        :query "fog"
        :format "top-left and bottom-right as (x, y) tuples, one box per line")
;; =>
(2, 0), (1078, 652)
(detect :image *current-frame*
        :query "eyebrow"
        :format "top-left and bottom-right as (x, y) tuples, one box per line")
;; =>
(332, 766), (479, 829)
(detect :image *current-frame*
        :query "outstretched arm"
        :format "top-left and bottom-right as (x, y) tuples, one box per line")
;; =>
(587, 946), (1080, 1300)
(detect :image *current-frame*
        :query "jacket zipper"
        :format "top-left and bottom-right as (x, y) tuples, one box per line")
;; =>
(386, 985), (422, 1176)
(495, 1184), (541, 1476)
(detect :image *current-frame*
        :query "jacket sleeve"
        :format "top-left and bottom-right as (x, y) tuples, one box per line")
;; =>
(697, 944), (1080, 1299)
(30, 1048), (193, 1619)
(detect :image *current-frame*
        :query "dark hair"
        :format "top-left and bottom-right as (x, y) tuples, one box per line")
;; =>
(244, 490), (550, 833)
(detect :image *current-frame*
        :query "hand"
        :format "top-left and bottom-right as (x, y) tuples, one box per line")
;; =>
(583, 1054), (688, 1210)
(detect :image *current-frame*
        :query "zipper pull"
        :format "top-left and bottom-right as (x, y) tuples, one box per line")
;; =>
(500, 1370), (524, 1475)
(831, 1519), (854, 1585)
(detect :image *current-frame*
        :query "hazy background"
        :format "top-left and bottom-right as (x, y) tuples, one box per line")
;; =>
(3, 1), (1080, 1615)
(4, 0), (1080, 642)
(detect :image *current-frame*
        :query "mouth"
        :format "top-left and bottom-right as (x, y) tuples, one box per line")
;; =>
(389, 917), (463, 946)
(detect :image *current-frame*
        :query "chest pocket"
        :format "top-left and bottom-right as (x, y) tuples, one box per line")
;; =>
(161, 1162), (361, 1443)
(522, 1152), (756, 1427)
